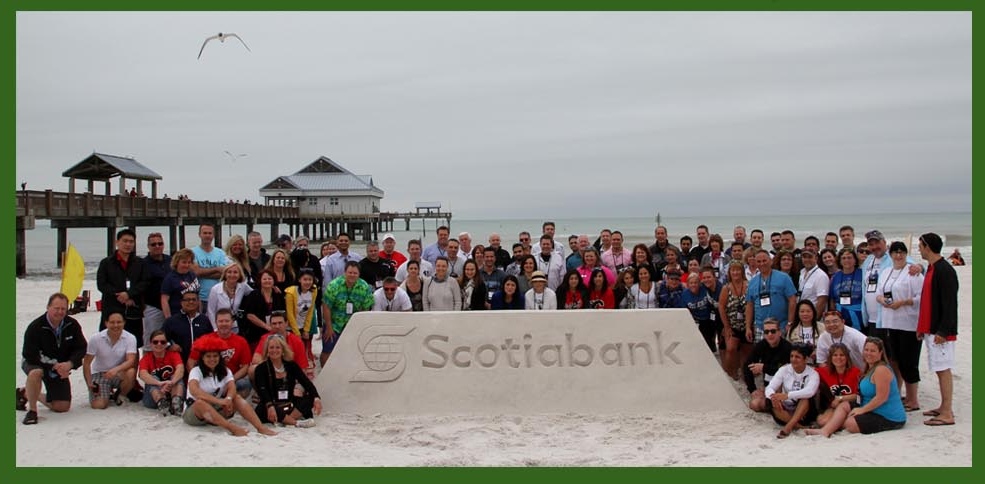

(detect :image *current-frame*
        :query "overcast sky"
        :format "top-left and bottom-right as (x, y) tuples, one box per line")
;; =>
(16, 11), (971, 219)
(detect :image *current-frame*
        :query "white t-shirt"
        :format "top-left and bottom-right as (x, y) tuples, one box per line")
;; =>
(765, 364), (820, 408)
(798, 265), (829, 308)
(816, 325), (867, 369)
(86, 329), (138, 373)
(395, 259), (434, 282)
(877, 268), (924, 331)
(372, 287), (413, 311)
(186, 365), (233, 401)
(630, 283), (658, 309)
(525, 288), (558, 310)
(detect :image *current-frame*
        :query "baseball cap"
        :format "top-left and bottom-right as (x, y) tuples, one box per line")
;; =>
(382, 233), (396, 242)
(865, 230), (885, 242)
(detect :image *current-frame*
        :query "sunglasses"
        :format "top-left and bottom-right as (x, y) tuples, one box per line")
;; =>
(383, 288), (397, 292)
(763, 329), (779, 335)
(151, 340), (168, 345)
(149, 242), (164, 247)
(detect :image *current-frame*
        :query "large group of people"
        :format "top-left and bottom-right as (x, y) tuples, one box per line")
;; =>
(17, 222), (961, 439)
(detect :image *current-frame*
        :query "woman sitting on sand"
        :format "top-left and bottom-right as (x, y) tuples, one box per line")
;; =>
(182, 337), (277, 437)
(806, 343), (860, 437)
(137, 329), (185, 416)
(765, 342), (820, 439)
(489, 275), (524, 310)
(807, 337), (905, 437)
(253, 334), (321, 428)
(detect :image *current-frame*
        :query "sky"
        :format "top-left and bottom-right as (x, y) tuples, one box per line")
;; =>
(15, 11), (972, 219)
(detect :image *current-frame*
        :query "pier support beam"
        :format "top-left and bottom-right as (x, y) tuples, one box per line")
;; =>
(16, 228), (26, 277)
(169, 225), (178, 253)
(179, 225), (187, 249)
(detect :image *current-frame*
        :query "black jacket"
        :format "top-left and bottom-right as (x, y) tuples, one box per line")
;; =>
(743, 338), (792, 393)
(927, 258), (959, 337)
(96, 251), (149, 319)
(22, 313), (88, 372)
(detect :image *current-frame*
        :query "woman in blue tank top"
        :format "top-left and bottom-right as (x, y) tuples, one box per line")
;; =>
(845, 337), (906, 434)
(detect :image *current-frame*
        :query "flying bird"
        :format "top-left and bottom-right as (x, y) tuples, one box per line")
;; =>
(198, 32), (251, 59)
(224, 151), (248, 162)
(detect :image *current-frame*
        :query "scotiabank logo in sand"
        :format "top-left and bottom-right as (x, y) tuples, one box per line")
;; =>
(349, 325), (417, 383)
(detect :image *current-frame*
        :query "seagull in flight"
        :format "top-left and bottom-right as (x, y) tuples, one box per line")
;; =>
(198, 32), (251, 60)
(224, 151), (248, 162)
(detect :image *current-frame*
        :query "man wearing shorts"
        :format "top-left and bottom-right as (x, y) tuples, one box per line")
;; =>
(917, 232), (959, 426)
(17, 293), (88, 425)
(83, 312), (139, 410)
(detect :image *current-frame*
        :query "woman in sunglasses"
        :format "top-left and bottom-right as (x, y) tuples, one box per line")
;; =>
(137, 329), (185, 416)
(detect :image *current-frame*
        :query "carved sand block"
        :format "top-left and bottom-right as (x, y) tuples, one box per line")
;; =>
(316, 309), (745, 414)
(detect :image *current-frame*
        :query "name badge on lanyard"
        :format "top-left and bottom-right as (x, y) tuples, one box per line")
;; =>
(759, 291), (771, 307)
(866, 270), (878, 293)
(839, 291), (851, 306)
(345, 302), (354, 315)
(278, 390), (289, 400)
(883, 290), (894, 305)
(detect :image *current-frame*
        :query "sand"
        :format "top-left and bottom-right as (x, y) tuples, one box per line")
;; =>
(13, 267), (972, 467)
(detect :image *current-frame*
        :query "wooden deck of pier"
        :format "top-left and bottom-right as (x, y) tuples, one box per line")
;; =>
(15, 190), (451, 276)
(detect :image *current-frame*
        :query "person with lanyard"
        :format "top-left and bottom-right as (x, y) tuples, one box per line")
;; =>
(320, 232), (363, 288)
(534, 234), (566, 291)
(162, 292), (214, 367)
(699, 234), (731, 284)
(875, 241), (924, 413)
(719, 261), (750, 381)
(699, 266), (725, 352)
(320, 261), (374, 364)
(524, 271), (557, 310)
(681, 272), (719, 352)
(858, 229), (922, 339)
(628, 265), (659, 309)
(816, 310), (867, 370)
(601, 231), (632, 274)
(421, 225), (452, 267)
(358, 240), (396, 290)
(744, 249), (797, 343)
(828, 248), (864, 333)
(797, 249), (829, 313)
(372, 277), (413, 312)
(458, 259), (489, 310)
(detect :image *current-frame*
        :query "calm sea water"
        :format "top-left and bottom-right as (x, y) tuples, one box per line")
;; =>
(21, 211), (972, 276)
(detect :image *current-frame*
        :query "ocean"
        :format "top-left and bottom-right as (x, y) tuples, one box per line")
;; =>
(20, 211), (972, 277)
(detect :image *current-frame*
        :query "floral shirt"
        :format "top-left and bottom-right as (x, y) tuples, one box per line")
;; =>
(322, 277), (374, 333)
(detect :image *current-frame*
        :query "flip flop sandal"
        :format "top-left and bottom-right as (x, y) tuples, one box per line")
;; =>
(776, 429), (791, 439)
(924, 418), (955, 426)
(904, 405), (921, 412)
(922, 409), (941, 417)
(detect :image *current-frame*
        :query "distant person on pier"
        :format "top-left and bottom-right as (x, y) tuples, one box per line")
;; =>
(191, 223), (228, 309)
(290, 236), (323, 287)
(142, 232), (171, 348)
(320, 232), (363, 287)
(379, 233), (406, 269)
(97, 228), (149, 354)
(246, 232), (270, 287)
(422, 225), (452, 267)
(129, 187), (137, 197)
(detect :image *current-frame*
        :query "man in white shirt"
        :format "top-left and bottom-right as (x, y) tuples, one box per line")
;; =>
(396, 239), (434, 282)
(372, 278), (412, 312)
(816, 310), (866, 369)
(797, 250), (829, 312)
(535, 234), (565, 291)
(83, 312), (138, 409)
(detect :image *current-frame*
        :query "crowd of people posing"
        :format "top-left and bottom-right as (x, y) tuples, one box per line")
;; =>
(17, 221), (959, 438)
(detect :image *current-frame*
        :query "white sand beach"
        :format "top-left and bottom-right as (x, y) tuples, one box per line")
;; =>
(13, 267), (972, 467)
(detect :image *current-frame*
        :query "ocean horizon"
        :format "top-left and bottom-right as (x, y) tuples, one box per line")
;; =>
(18, 210), (971, 277)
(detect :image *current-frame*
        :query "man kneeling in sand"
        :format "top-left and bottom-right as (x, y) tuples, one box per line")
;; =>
(83, 312), (139, 409)
(17, 293), (89, 425)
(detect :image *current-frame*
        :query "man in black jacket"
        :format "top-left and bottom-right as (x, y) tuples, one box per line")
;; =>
(17, 293), (88, 424)
(743, 318), (793, 413)
(96, 229), (149, 345)
(918, 232), (959, 426)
